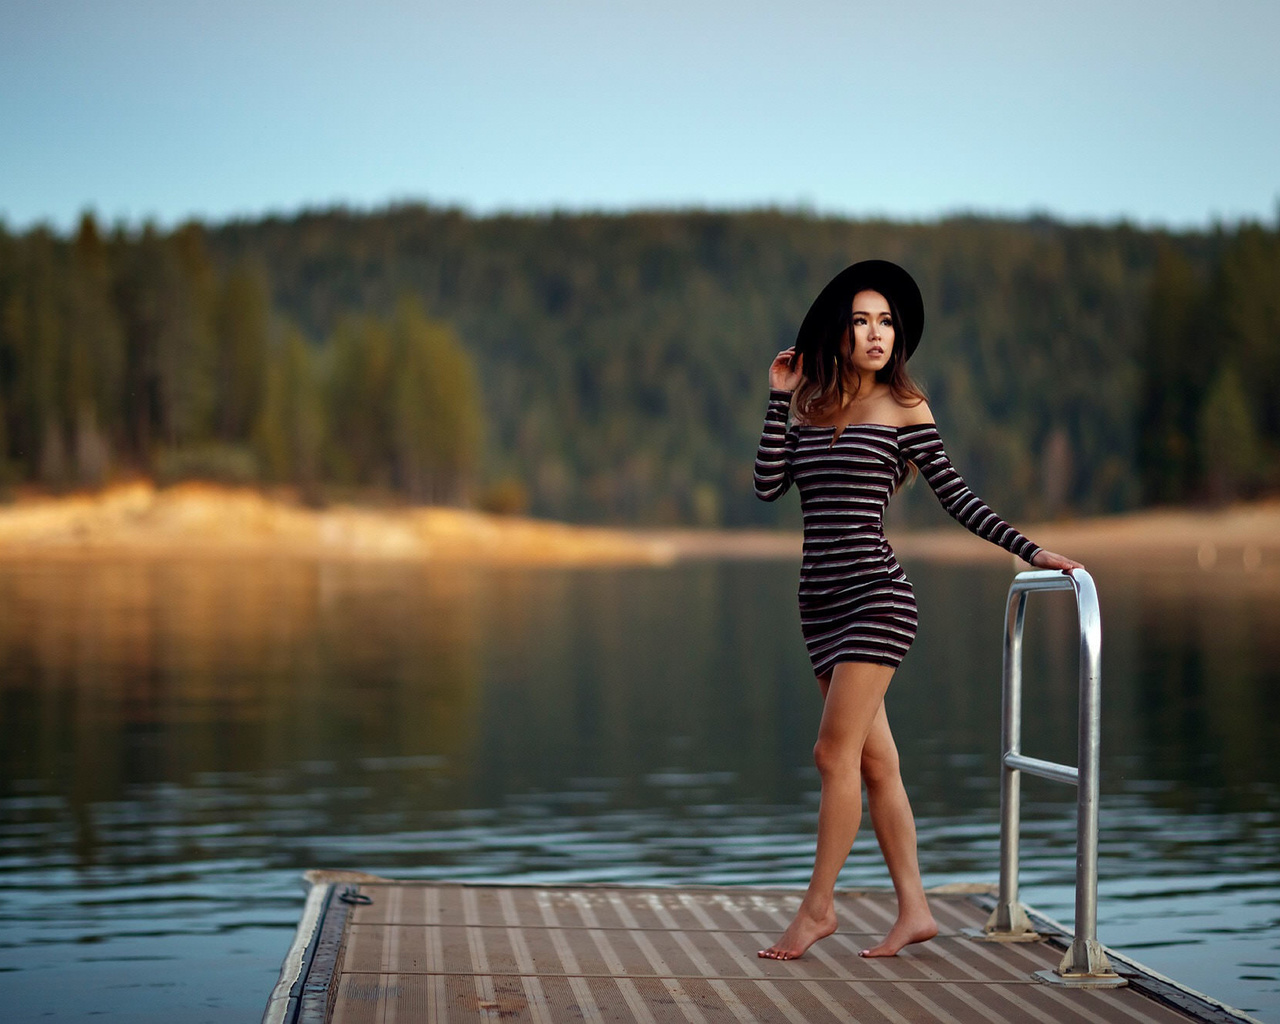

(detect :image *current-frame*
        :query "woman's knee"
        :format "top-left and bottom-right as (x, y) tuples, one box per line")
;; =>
(861, 746), (902, 791)
(813, 735), (860, 779)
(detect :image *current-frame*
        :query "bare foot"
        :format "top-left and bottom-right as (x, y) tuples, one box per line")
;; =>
(758, 903), (838, 960)
(858, 911), (938, 957)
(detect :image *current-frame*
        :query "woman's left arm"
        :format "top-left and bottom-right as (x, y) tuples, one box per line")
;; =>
(899, 423), (1083, 572)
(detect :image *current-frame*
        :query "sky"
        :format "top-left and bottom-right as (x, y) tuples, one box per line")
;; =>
(2, 0), (1278, 232)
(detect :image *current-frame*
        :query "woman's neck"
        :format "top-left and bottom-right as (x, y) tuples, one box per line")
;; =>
(841, 377), (887, 405)
(799, 380), (891, 426)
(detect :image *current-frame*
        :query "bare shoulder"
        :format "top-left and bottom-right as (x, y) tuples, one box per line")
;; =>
(889, 396), (936, 427)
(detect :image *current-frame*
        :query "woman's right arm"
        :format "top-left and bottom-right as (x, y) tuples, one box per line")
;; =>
(754, 348), (803, 502)
(754, 388), (796, 501)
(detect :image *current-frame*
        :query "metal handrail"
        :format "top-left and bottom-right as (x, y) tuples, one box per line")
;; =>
(980, 568), (1123, 985)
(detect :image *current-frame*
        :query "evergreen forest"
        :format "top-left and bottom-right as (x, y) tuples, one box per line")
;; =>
(0, 205), (1276, 527)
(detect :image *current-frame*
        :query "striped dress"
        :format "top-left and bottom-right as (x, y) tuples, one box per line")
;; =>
(754, 388), (1041, 674)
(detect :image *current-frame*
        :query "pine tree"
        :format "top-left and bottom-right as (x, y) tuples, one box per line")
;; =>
(159, 223), (219, 448)
(64, 213), (125, 484)
(214, 262), (270, 443)
(325, 314), (395, 489)
(1198, 362), (1263, 501)
(255, 324), (325, 499)
(390, 296), (480, 503)
(1138, 243), (1203, 503)
(10, 230), (69, 486)
(1211, 225), (1280, 476)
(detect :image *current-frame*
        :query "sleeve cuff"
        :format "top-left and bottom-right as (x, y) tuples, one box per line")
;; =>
(765, 389), (792, 422)
(768, 388), (794, 413)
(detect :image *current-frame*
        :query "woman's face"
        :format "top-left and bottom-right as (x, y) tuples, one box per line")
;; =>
(846, 289), (895, 375)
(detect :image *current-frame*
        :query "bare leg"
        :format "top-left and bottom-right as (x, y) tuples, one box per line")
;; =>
(859, 703), (938, 956)
(759, 660), (893, 960)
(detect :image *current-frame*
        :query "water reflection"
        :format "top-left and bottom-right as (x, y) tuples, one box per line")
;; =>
(0, 556), (1278, 1020)
(0, 560), (484, 807)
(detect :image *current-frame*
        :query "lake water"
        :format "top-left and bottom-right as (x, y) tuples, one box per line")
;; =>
(0, 554), (1278, 1022)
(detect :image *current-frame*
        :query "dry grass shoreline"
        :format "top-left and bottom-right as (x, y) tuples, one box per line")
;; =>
(0, 482), (1276, 569)
(889, 501), (1280, 569)
(650, 502), (1280, 572)
(0, 482), (676, 565)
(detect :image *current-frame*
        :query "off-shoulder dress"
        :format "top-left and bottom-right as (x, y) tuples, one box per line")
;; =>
(753, 388), (1041, 675)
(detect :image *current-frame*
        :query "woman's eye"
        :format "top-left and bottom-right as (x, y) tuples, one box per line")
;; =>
(853, 316), (867, 325)
(881, 318), (893, 327)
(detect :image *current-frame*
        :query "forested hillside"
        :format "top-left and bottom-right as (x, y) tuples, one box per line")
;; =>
(2, 206), (1276, 526)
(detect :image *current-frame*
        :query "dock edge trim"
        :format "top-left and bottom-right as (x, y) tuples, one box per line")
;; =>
(261, 880), (332, 1024)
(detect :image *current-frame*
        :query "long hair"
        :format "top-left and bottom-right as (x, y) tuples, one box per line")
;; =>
(792, 290), (927, 423)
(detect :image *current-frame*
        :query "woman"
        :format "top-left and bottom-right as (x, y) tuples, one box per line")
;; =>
(754, 260), (1082, 960)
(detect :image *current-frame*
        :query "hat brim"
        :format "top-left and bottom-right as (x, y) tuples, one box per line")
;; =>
(795, 260), (925, 360)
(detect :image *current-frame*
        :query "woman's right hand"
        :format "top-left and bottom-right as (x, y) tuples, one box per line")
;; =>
(770, 348), (802, 391)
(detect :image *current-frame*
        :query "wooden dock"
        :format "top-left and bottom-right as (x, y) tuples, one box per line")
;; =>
(264, 875), (1259, 1024)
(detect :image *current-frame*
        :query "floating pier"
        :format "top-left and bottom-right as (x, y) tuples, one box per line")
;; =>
(263, 571), (1261, 1023)
(264, 875), (1260, 1024)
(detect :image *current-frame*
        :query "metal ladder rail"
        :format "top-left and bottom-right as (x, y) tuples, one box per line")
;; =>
(981, 567), (1124, 986)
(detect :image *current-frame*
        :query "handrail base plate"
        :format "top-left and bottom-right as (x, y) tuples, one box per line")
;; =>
(963, 926), (1044, 943)
(1034, 968), (1128, 989)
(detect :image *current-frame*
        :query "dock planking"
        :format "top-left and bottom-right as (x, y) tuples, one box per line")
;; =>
(264, 876), (1260, 1024)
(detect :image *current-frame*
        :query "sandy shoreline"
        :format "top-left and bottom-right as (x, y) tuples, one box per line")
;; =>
(891, 502), (1280, 568)
(0, 482), (677, 565)
(0, 482), (1276, 569)
(649, 502), (1280, 571)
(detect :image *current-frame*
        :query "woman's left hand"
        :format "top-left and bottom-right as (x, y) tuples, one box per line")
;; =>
(1031, 549), (1085, 573)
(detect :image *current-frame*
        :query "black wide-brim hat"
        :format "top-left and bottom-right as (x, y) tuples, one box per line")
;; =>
(795, 259), (925, 360)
